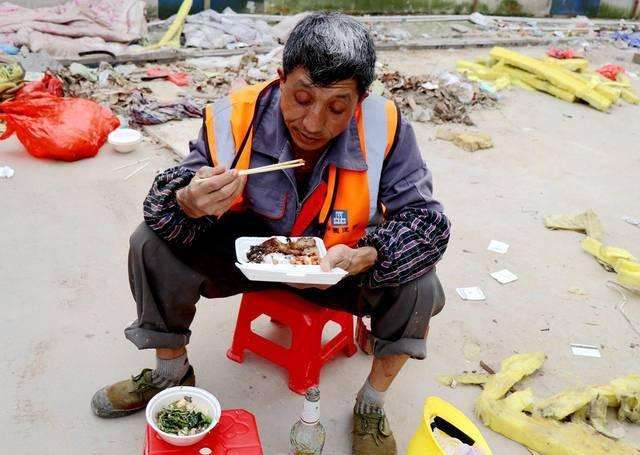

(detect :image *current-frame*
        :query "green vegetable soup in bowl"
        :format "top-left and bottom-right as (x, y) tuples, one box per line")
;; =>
(146, 386), (221, 446)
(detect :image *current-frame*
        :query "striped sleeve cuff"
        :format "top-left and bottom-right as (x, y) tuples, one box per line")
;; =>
(358, 208), (451, 289)
(143, 166), (213, 247)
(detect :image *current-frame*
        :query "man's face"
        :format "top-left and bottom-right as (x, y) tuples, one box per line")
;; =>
(278, 67), (362, 153)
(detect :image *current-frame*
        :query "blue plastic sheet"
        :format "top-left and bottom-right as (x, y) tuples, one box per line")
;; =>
(0, 43), (19, 55)
(612, 31), (640, 48)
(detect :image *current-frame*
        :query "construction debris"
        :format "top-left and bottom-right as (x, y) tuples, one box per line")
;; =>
(129, 91), (202, 125)
(458, 47), (640, 112)
(378, 71), (496, 125)
(447, 352), (640, 455)
(436, 128), (493, 151)
(182, 8), (277, 49)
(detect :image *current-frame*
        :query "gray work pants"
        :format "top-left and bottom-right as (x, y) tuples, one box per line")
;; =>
(124, 219), (445, 359)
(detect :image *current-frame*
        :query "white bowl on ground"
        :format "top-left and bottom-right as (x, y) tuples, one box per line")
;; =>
(146, 386), (221, 447)
(108, 128), (142, 153)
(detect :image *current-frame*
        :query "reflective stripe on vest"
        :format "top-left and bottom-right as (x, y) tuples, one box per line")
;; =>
(204, 97), (235, 167)
(359, 94), (396, 224)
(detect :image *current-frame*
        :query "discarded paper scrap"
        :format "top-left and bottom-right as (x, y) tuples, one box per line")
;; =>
(490, 269), (518, 284)
(570, 343), (602, 358)
(487, 240), (509, 254)
(0, 165), (15, 179)
(456, 287), (486, 301)
(622, 216), (640, 228)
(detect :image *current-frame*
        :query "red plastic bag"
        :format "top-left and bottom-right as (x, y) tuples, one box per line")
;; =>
(146, 67), (190, 86)
(547, 47), (576, 59)
(0, 92), (119, 161)
(596, 64), (626, 81)
(15, 73), (63, 98)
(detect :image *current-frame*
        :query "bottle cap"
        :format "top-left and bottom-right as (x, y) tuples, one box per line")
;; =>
(199, 448), (212, 455)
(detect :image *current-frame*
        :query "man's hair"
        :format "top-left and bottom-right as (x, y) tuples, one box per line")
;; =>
(283, 12), (376, 94)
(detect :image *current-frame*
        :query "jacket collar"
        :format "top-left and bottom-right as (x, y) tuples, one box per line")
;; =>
(251, 84), (367, 171)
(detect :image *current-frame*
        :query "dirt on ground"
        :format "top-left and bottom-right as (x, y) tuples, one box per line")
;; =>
(1, 43), (639, 454)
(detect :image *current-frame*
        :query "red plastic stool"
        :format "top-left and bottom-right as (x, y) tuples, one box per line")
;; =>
(144, 409), (263, 454)
(227, 290), (358, 394)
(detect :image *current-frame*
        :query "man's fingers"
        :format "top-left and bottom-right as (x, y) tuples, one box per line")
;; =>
(207, 177), (243, 203)
(195, 165), (225, 179)
(320, 250), (347, 272)
(196, 170), (239, 194)
(196, 177), (244, 215)
(320, 256), (333, 272)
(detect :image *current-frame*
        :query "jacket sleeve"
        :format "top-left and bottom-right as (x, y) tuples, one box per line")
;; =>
(358, 116), (451, 288)
(143, 125), (215, 247)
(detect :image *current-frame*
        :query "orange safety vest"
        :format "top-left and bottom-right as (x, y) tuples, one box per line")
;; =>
(204, 80), (398, 247)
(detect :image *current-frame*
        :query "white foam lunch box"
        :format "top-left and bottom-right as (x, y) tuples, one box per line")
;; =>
(235, 236), (348, 285)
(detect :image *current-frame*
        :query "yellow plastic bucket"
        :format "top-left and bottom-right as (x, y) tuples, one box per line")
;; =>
(407, 396), (493, 455)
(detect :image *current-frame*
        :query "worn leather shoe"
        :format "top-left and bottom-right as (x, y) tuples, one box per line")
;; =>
(91, 366), (195, 418)
(352, 407), (397, 454)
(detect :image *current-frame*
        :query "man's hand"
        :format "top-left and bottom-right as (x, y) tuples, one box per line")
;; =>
(287, 245), (377, 290)
(320, 244), (378, 275)
(176, 166), (247, 219)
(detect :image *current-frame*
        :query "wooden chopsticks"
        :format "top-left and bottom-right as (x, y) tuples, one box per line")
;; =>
(238, 159), (305, 176)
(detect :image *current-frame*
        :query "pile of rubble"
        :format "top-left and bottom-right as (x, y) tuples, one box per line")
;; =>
(376, 70), (497, 125)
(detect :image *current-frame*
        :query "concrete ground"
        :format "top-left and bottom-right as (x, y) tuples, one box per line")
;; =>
(2, 43), (640, 454)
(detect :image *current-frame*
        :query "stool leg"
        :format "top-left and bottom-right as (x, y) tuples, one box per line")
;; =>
(227, 301), (259, 363)
(342, 314), (358, 357)
(287, 320), (324, 395)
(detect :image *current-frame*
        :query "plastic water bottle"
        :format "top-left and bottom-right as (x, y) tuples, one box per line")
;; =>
(289, 387), (326, 455)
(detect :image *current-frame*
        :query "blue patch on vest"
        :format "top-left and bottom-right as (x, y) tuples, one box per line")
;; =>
(331, 210), (349, 227)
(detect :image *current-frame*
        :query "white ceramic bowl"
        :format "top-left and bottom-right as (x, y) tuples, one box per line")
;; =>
(146, 386), (221, 447)
(108, 128), (142, 153)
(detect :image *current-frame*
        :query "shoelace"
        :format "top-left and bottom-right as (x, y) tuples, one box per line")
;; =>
(131, 368), (155, 393)
(355, 412), (391, 446)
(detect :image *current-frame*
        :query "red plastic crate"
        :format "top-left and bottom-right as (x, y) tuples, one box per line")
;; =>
(144, 409), (263, 455)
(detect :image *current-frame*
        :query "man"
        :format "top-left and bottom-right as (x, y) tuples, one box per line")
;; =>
(91, 12), (450, 454)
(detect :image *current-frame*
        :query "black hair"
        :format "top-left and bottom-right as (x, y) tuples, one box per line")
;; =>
(283, 12), (376, 94)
